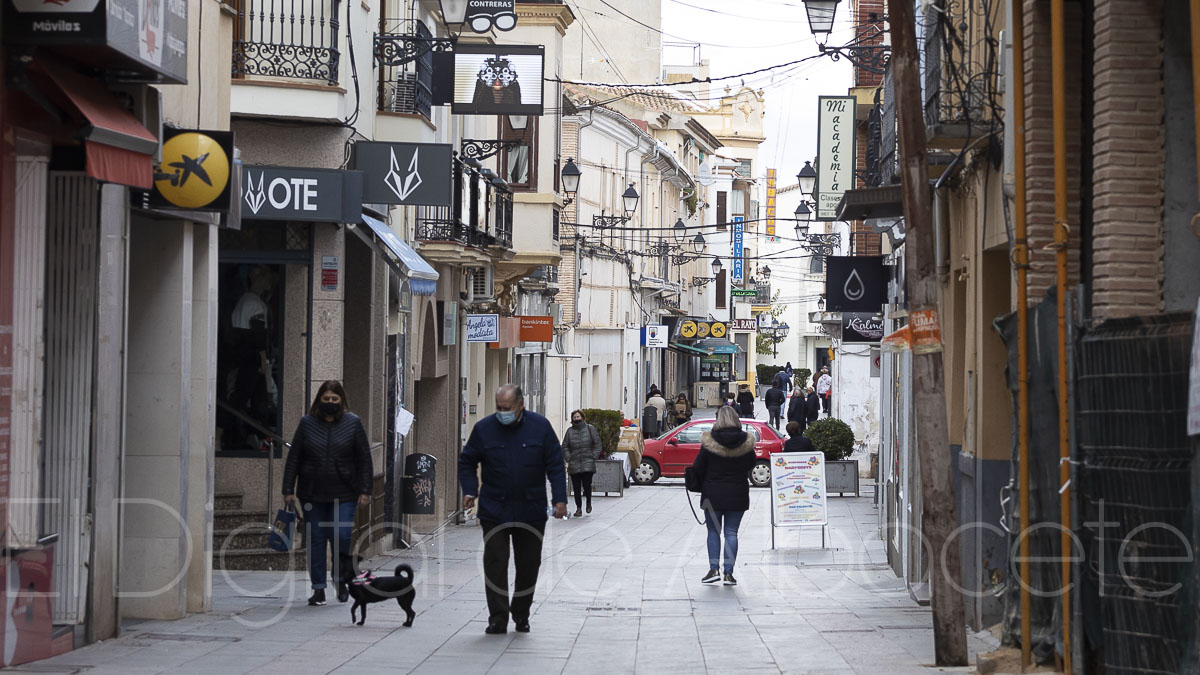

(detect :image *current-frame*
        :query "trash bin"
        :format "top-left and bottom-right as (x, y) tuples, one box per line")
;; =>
(402, 453), (436, 515)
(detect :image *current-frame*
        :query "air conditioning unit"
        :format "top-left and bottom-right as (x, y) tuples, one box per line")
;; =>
(469, 266), (494, 302)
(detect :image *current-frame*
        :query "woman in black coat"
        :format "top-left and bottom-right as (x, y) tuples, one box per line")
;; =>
(283, 380), (373, 607)
(735, 384), (755, 418)
(690, 406), (756, 586)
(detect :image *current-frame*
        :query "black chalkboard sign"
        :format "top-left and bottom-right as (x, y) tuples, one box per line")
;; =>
(403, 453), (437, 514)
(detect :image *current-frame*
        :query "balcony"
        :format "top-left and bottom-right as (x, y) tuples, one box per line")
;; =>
(375, 21), (438, 119)
(414, 157), (514, 265)
(921, 0), (996, 151)
(231, 0), (340, 85)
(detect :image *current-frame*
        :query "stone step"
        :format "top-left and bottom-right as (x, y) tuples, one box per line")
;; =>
(214, 509), (272, 532)
(214, 492), (244, 511)
(214, 548), (307, 571)
(213, 527), (303, 552)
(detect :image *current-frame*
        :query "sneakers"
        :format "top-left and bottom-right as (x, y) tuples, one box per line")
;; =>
(723, 573), (737, 586)
(701, 569), (720, 584)
(307, 589), (326, 606)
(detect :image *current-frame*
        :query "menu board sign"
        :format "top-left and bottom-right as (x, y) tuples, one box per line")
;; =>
(769, 452), (828, 527)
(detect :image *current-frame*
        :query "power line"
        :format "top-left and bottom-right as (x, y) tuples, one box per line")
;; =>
(547, 54), (823, 89)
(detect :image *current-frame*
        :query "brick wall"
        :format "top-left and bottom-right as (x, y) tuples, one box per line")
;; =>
(853, 0), (885, 88)
(1089, 0), (1165, 318)
(1023, 0), (1084, 301)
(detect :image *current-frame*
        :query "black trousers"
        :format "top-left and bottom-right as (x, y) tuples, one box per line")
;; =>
(767, 405), (782, 429)
(480, 519), (546, 624)
(570, 472), (594, 508)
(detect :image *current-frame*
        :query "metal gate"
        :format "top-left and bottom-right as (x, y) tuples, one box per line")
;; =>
(41, 173), (98, 624)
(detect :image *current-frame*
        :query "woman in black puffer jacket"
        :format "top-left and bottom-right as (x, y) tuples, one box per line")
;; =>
(690, 406), (756, 586)
(282, 380), (372, 607)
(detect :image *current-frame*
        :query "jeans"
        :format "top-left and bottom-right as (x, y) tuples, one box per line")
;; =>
(767, 405), (782, 429)
(303, 499), (357, 590)
(570, 472), (594, 509)
(480, 520), (546, 625)
(705, 510), (745, 574)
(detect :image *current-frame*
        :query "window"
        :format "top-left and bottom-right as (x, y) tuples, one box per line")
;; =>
(716, 191), (727, 228)
(735, 159), (752, 178)
(676, 422), (712, 444)
(716, 269), (727, 309)
(499, 116), (535, 189)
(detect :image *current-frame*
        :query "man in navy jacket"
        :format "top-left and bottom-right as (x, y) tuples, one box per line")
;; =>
(459, 384), (568, 635)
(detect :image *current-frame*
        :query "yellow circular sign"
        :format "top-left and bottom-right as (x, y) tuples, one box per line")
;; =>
(154, 132), (231, 208)
(711, 322), (727, 338)
(697, 322), (711, 338)
(680, 321), (698, 338)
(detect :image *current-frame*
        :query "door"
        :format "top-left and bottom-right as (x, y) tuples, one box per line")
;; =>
(662, 421), (712, 475)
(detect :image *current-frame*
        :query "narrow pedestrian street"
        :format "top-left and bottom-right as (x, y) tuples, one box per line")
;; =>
(16, 477), (994, 675)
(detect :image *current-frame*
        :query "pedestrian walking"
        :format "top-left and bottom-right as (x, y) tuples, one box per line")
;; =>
(784, 421), (816, 453)
(764, 381), (785, 430)
(282, 380), (373, 607)
(668, 392), (692, 428)
(804, 386), (821, 425)
(646, 384), (662, 401)
(736, 383), (755, 418)
(458, 384), (568, 635)
(562, 410), (602, 517)
(817, 367), (832, 416)
(784, 361), (794, 395)
(690, 406), (755, 586)
(724, 391), (737, 408)
(786, 387), (806, 429)
(647, 389), (667, 420)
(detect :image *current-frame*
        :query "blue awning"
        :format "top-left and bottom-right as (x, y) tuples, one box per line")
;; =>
(359, 213), (439, 295)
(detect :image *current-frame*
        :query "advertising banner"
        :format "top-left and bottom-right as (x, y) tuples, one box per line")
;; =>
(824, 255), (888, 312)
(816, 96), (857, 221)
(150, 128), (234, 211)
(770, 452), (828, 527)
(645, 324), (667, 348)
(241, 165), (363, 222)
(766, 168), (777, 236)
(911, 308), (944, 354)
(451, 44), (544, 116)
(841, 312), (884, 343)
(466, 0), (516, 32)
(466, 314), (499, 342)
(732, 216), (744, 281)
(352, 141), (453, 206)
(519, 316), (554, 342)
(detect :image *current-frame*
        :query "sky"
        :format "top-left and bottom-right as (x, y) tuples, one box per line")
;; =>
(661, 0), (858, 189)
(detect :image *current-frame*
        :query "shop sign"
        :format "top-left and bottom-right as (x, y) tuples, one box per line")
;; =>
(730, 318), (757, 331)
(645, 324), (667, 348)
(825, 255), (887, 312)
(519, 316), (553, 342)
(241, 165), (363, 222)
(352, 141), (453, 206)
(149, 128), (233, 211)
(320, 256), (338, 292)
(732, 217), (744, 281)
(710, 322), (728, 338)
(696, 322), (711, 339)
(816, 96), (856, 221)
(451, 44), (545, 116)
(731, 289), (758, 298)
(466, 0), (516, 33)
(488, 317), (521, 348)
(911, 307), (944, 354)
(5, 0), (188, 83)
(765, 168), (777, 236)
(881, 324), (911, 353)
(842, 312), (883, 343)
(466, 314), (499, 342)
(680, 320), (699, 339)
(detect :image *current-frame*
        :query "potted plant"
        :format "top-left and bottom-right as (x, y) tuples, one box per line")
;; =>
(803, 418), (860, 496)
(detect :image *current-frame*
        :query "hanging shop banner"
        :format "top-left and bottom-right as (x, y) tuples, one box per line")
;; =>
(710, 322), (728, 339)
(730, 318), (758, 331)
(910, 307), (944, 354)
(825, 256), (887, 312)
(241, 165), (363, 222)
(487, 317), (521, 348)
(816, 96), (857, 221)
(680, 320), (699, 339)
(452, 44), (545, 116)
(881, 324), (911, 352)
(519, 316), (554, 342)
(732, 216), (744, 282)
(352, 141), (453, 206)
(770, 452), (828, 527)
(842, 312), (884, 343)
(5, 0), (188, 83)
(466, 0), (516, 33)
(645, 324), (668, 348)
(466, 314), (500, 342)
(149, 128), (234, 211)
(766, 168), (777, 236)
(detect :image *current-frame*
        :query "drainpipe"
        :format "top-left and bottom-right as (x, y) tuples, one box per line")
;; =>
(1011, 0), (1032, 668)
(1051, 1), (1072, 672)
(933, 189), (950, 282)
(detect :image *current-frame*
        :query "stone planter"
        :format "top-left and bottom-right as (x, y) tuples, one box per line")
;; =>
(825, 460), (860, 496)
(592, 459), (625, 496)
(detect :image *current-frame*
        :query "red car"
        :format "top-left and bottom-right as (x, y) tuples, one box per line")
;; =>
(634, 418), (786, 488)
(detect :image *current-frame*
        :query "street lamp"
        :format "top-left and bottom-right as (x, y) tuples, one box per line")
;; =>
(560, 158), (580, 205)
(796, 220), (810, 239)
(673, 218), (686, 244)
(761, 265), (772, 280)
(801, 0), (839, 44)
(794, 201), (813, 225)
(797, 161), (817, 196)
(763, 317), (791, 359)
(711, 257), (723, 276)
(439, 0), (469, 28)
(622, 183), (640, 216)
(801, 0), (891, 74)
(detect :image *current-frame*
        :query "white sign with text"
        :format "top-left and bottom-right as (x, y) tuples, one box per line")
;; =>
(816, 96), (857, 221)
(465, 314), (500, 342)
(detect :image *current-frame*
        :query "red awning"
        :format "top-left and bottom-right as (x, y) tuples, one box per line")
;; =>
(38, 61), (158, 189)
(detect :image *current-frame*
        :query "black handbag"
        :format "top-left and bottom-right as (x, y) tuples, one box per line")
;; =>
(684, 466), (703, 493)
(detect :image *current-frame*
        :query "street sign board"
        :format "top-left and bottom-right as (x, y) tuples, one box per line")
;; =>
(730, 318), (757, 331)
(770, 452), (828, 527)
(466, 314), (499, 342)
(816, 96), (857, 221)
(646, 324), (667, 348)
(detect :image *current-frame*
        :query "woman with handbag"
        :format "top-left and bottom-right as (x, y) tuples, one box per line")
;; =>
(562, 410), (602, 517)
(689, 406), (755, 586)
(282, 380), (373, 606)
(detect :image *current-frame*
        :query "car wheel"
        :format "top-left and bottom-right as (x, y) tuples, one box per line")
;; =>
(749, 460), (771, 488)
(633, 459), (660, 485)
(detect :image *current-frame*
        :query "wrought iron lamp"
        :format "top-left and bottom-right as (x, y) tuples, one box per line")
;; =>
(794, 220), (841, 261)
(762, 316), (791, 359)
(592, 183), (640, 228)
(560, 158), (581, 206)
(796, 160), (817, 196)
(801, 0), (891, 74)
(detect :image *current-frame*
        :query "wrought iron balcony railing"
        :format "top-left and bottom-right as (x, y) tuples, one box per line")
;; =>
(415, 158), (514, 251)
(375, 21), (436, 118)
(231, 0), (340, 84)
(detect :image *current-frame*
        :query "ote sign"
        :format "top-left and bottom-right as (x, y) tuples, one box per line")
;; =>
(241, 165), (363, 222)
(352, 141), (453, 206)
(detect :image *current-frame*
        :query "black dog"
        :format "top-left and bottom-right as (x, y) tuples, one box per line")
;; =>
(339, 554), (416, 627)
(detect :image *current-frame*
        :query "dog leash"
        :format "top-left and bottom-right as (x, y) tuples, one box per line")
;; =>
(683, 480), (705, 526)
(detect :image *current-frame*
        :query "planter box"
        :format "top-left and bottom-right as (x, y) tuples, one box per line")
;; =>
(592, 459), (625, 496)
(825, 460), (860, 496)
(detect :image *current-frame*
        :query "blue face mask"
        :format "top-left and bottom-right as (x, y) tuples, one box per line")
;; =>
(496, 410), (517, 425)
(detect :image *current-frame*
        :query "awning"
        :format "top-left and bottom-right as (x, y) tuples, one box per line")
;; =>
(668, 342), (709, 356)
(358, 213), (439, 295)
(38, 61), (158, 189)
(836, 185), (904, 221)
(694, 338), (742, 354)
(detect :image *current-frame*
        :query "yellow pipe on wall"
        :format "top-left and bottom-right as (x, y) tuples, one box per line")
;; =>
(1010, 0), (1032, 668)
(1051, 0), (1072, 672)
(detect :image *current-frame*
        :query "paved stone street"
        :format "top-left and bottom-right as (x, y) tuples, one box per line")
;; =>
(9, 471), (996, 675)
